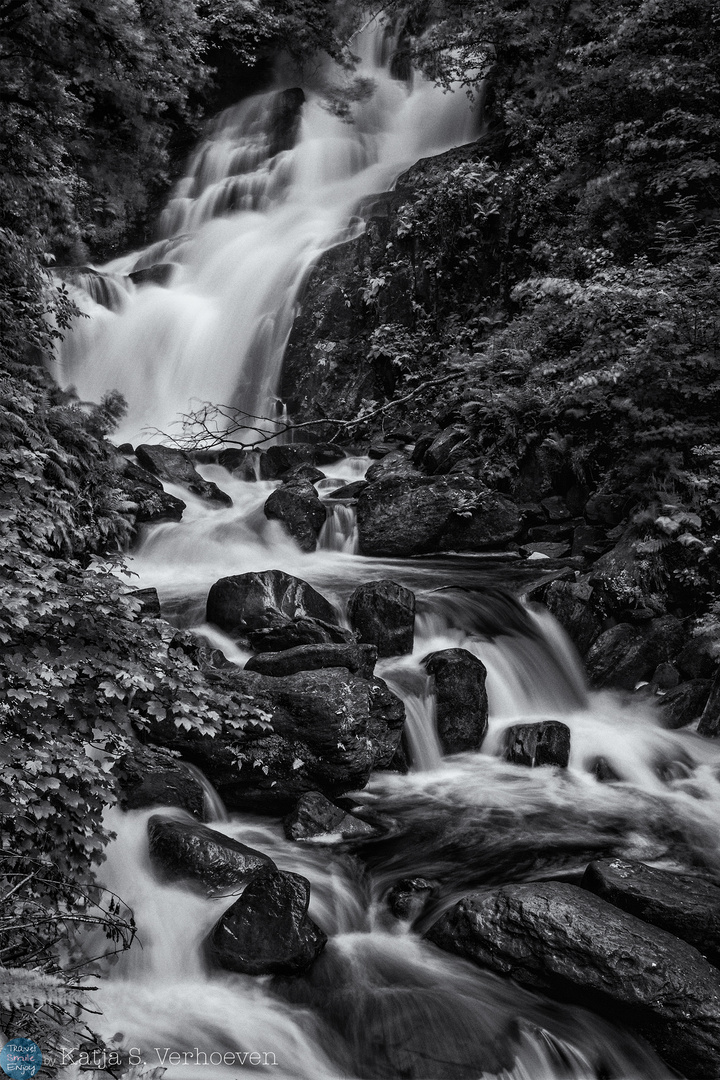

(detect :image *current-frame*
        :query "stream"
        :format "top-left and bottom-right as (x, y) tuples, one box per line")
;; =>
(56, 16), (720, 1080)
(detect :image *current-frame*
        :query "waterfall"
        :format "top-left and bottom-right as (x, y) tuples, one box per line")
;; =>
(57, 18), (478, 446)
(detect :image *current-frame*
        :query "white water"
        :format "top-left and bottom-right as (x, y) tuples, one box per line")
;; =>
(54, 16), (720, 1080)
(57, 19), (477, 445)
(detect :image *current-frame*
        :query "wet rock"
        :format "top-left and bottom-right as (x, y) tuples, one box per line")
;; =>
(212, 869), (327, 975)
(327, 480), (367, 501)
(283, 462), (325, 485)
(368, 676), (406, 769)
(583, 858), (720, 968)
(410, 432), (436, 467)
(128, 587), (162, 617)
(143, 666), (401, 808)
(357, 475), (520, 557)
(264, 479), (327, 552)
(116, 749), (205, 818)
(283, 791), (377, 842)
(699, 667), (720, 738)
(135, 444), (232, 506)
(571, 524), (611, 558)
(260, 443), (343, 479)
(387, 877), (439, 922)
(529, 577), (601, 656)
(657, 680), (712, 729)
(147, 815), (275, 895)
(503, 721), (570, 768)
(426, 881), (720, 1080)
(268, 87), (306, 156)
(422, 426), (472, 474)
(588, 538), (666, 620)
(119, 458), (186, 524)
(541, 496), (571, 522)
(527, 523), (575, 542)
(217, 447), (258, 480)
(521, 541), (571, 559)
(424, 649), (488, 754)
(585, 616), (685, 691)
(245, 642), (377, 680)
(513, 439), (573, 502)
(591, 756), (621, 783)
(650, 661), (679, 691)
(347, 579), (415, 657)
(206, 570), (350, 651)
(128, 263), (174, 287)
(365, 450), (421, 484)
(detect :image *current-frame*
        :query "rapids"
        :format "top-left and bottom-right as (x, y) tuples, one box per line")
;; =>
(55, 15), (720, 1080)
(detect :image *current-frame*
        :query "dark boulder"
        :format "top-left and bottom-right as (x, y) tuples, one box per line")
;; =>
(211, 869), (326, 975)
(427, 881), (720, 1080)
(245, 642), (377, 680)
(116, 749), (204, 818)
(503, 721), (570, 768)
(424, 649), (488, 754)
(521, 541), (570, 559)
(206, 570), (350, 651)
(387, 877), (438, 923)
(571, 524), (612, 558)
(347, 579), (415, 658)
(421, 426), (472, 475)
(283, 462), (325, 485)
(657, 680), (712, 729)
(365, 450), (421, 484)
(119, 458), (186, 525)
(147, 815), (275, 895)
(368, 676), (406, 769)
(268, 87), (306, 156)
(590, 756), (621, 783)
(529, 578), (601, 655)
(135, 444), (232, 506)
(585, 616), (685, 691)
(143, 667), (402, 809)
(259, 443), (343, 480)
(357, 475), (520, 557)
(699, 666), (720, 738)
(264, 479), (327, 552)
(327, 480), (367, 501)
(217, 448), (258, 481)
(583, 858), (720, 968)
(283, 791), (377, 842)
(128, 263), (174, 288)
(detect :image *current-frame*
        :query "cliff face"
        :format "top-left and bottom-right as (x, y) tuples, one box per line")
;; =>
(281, 141), (491, 425)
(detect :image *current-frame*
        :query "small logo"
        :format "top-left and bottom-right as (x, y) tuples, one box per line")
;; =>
(0, 1039), (43, 1078)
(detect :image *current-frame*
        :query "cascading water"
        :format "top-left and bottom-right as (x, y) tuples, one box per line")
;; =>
(54, 15), (720, 1080)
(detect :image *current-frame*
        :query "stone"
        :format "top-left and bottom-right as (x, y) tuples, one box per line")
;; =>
(424, 649), (488, 754)
(521, 542), (571, 559)
(387, 877), (438, 922)
(147, 815), (275, 895)
(128, 587), (161, 617)
(128, 263), (174, 287)
(143, 666), (403, 809)
(571, 524), (611, 558)
(585, 493), (628, 526)
(264, 479), (327, 552)
(583, 859), (720, 968)
(259, 443), (343, 480)
(267, 87), (306, 156)
(529, 577), (602, 655)
(364, 450), (421, 484)
(206, 570), (347, 650)
(422, 426), (472, 474)
(427, 881), (720, 1079)
(699, 666), (720, 738)
(118, 458), (186, 525)
(283, 463), (325, 484)
(676, 625), (720, 680)
(357, 475), (520, 557)
(650, 661), (679, 690)
(503, 721), (570, 768)
(135, 444), (232, 507)
(540, 496), (571, 522)
(245, 642), (377, 680)
(585, 617), (686, 691)
(327, 480), (367, 501)
(217, 447), (258, 480)
(658, 679), (713, 729)
(347, 579), (415, 657)
(283, 791), (377, 842)
(116, 750), (204, 818)
(591, 756), (621, 782)
(212, 869), (327, 975)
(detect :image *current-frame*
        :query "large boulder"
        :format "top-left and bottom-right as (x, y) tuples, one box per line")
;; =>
(116, 748), (204, 818)
(585, 616), (686, 691)
(259, 443), (344, 480)
(283, 791), (376, 842)
(245, 642), (376, 680)
(657, 679), (712, 729)
(264, 479), (327, 552)
(529, 578), (602, 656)
(364, 450), (421, 484)
(583, 858), (720, 968)
(421, 426), (472, 475)
(424, 649), (488, 754)
(147, 815), (275, 895)
(347, 579), (415, 658)
(119, 458), (186, 525)
(211, 869), (327, 975)
(206, 570), (351, 651)
(387, 877), (439, 923)
(143, 666), (403, 809)
(357, 475), (520, 557)
(503, 721), (571, 768)
(135, 444), (231, 506)
(427, 881), (720, 1079)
